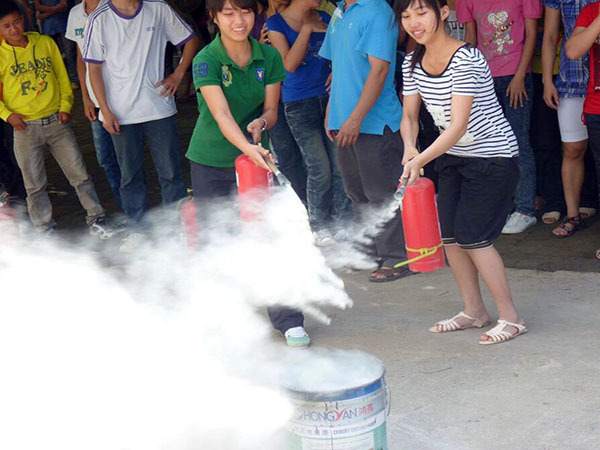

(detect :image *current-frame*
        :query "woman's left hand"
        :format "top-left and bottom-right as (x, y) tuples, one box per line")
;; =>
(400, 157), (422, 186)
(505, 75), (528, 109)
(247, 119), (264, 144)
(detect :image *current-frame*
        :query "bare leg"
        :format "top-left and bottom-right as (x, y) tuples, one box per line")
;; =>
(466, 246), (524, 342)
(444, 245), (491, 324)
(555, 139), (587, 236)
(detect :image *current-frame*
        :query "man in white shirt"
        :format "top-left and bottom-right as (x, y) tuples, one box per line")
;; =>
(66, 0), (123, 209)
(84, 0), (199, 241)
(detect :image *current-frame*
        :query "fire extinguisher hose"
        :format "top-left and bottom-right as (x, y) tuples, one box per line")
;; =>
(393, 242), (443, 269)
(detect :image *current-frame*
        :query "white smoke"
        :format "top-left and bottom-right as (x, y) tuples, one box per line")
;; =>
(0, 187), (371, 450)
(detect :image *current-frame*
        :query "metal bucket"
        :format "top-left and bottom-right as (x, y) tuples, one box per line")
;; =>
(284, 353), (390, 449)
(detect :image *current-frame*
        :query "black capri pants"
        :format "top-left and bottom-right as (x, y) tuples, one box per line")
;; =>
(435, 154), (519, 250)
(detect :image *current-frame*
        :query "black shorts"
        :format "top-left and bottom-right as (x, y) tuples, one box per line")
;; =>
(435, 154), (519, 250)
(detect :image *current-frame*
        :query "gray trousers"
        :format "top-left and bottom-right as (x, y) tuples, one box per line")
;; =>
(13, 117), (104, 231)
(336, 127), (407, 266)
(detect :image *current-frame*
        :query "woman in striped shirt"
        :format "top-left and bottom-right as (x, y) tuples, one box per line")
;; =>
(396, 0), (527, 345)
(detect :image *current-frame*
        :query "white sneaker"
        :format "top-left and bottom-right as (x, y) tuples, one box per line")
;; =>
(284, 326), (311, 348)
(313, 229), (336, 247)
(119, 232), (145, 252)
(501, 212), (537, 234)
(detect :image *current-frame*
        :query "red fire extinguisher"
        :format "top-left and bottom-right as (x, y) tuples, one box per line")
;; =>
(396, 177), (445, 272)
(235, 154), (274, 223)
(178, 197), (199, 250)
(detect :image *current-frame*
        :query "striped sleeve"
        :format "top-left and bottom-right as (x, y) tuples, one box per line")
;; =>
(162, 1), (195, 46)
(402, 53), (419, 96)
(82, 4), (109, 63)
(451, 49), (485, 96)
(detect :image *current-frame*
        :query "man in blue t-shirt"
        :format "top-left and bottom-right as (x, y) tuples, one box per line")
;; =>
(319, 0), (410, 282)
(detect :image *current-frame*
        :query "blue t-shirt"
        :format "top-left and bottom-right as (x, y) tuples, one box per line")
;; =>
(39, 0), (69, 36)
(319, 0), (402, 134)
(266, 11), (331, 103)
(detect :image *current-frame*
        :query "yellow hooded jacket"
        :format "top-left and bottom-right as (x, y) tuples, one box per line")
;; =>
(0, 32), (73, 122)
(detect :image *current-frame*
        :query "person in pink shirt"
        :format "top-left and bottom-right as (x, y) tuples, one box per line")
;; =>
(457, 0), (542, 234)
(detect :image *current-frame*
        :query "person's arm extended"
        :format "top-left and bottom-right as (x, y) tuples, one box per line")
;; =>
(506, 18), (537, 108)
(565, 8), (600, 60)
(401, 95), (473, 185)
(88, 62), (120, 134)
(76, 48), (97, 122)
(399, 93), (422, 164)
(156, 36), (200, 96)
(542, 7), (561, 110)
(247, 82), (279, 145)
(465, 21), (477, 46)
(336, 55), (389, 147)
(199, 84), (274, 171)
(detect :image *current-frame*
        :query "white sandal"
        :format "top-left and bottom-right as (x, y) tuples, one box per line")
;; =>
(429, 311), (490, 333)
(479, 319), (527, 345)
(542, 211), (561, 224)
(579, 207), (597, 219)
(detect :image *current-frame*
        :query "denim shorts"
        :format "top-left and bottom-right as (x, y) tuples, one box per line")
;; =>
(435, 154), (519, 249)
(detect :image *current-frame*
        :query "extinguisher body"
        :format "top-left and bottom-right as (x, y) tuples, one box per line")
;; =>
(235, 155), (274, 223)
(399, 177), (445, 272)
(178, 198), (199, 250)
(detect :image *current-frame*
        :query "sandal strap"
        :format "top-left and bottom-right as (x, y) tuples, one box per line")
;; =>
(435, 311), (480, 332)
(561, 215), (583, 225)
(483, 319), (527, 343)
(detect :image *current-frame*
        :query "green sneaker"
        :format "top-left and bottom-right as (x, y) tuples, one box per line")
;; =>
(285, 326), (311, 348)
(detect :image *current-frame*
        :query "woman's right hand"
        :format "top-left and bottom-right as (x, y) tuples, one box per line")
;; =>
(244, 143), (272, 172)
(402, 146), (420, 166)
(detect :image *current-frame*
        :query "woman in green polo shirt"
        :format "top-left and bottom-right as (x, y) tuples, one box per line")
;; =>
(187, 0), (284, 198)
(186, 0), (310, 348)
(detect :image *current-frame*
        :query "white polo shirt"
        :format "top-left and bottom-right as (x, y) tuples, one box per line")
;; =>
(83, 0), (194, 124)
(66, 0), (107, 107)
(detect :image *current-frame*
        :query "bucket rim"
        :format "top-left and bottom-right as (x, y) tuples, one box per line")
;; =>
(283, 366), (386, 400)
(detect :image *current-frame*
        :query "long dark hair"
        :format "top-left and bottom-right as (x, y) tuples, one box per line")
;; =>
(394, 0), (448, 72)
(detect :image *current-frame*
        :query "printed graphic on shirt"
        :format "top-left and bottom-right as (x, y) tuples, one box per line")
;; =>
(222, 65), (232, 87)
(255, 68), (265, 82)
(74, 27), (84, 38)
(9, 56), (53, 97)
(427, 104), (475, 145)
(482, 11), (514, 56)
(193, 62), (208, 78)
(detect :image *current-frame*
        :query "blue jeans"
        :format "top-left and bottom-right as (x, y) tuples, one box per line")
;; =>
(284, 95), (351, 230)
(110, 115), (187, 224)
(91, 118), (122, 208)
(268, 102), (308, 204)
(494, 74), (536, 217)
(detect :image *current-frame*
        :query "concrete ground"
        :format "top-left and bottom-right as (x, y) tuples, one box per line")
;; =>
(305, 267), (600, 450)
(40, 95), (600, 449)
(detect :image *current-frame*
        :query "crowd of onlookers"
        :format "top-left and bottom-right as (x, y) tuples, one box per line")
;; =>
(0, 0), (599, 262)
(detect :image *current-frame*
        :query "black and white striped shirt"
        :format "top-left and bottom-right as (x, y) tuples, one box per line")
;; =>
(402, 45), (518, 158)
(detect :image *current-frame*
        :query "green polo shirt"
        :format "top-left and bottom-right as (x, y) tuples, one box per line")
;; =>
(186, 35), (286, 167)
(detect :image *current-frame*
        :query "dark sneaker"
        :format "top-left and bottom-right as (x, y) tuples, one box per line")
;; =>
(89, 218), (116, 240)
